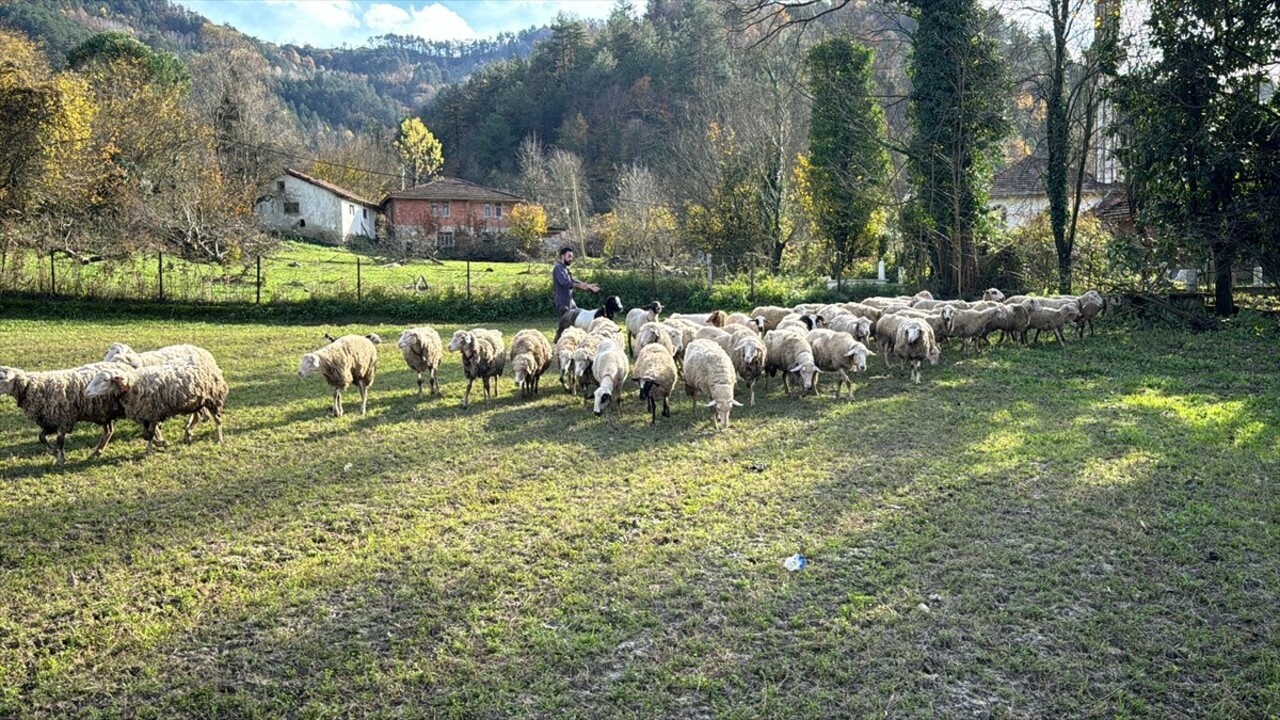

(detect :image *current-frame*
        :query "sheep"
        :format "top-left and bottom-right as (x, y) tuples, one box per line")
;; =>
(670, 310), (728, 328)
(0, 362), (133, 464)
(1027, 302), (1082, 345)
(892, 318), (941, 384)
(837, 301), (883, 322)
(554, 326), (587, 394)
(726, 331), (767, 407)
(324, 332), (382, 345)
(748, 305), (793, 332)
(632, 343), (677, 424)
(725, 312), (766, 334)
(681, 339), (742, 430)
(989, 301), (1032, 345)
(882, 304), (955, 341)
(103, 343), (218, 370)
(591, 339), (630, 420)
(763, 329), (821, 396)
(625, 301), (664, 355)
(299, 334), (378, 417)
(509, 328), (553, 398)
(634, 321), (676, 356)
(571, 331), (611, 400)
(947, 306), (1005, 355)
(397, 327), (443, 397)
(982, 288), (1007, 302)
(775, 312), (820, 334)
(807, 329), (874, 399)
(588, 316), (622, 336)
(1067, 290), (1106, 337)
(447, 329), (505, 408)
(824, 313), (873, 344)
(84, 360), (228, 455)
(555, 295), (625, 341)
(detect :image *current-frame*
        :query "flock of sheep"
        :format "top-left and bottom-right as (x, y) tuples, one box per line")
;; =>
(0, 287), (1105, 465)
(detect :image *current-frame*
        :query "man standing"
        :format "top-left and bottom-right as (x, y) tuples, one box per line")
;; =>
(553, 246), (599, 316)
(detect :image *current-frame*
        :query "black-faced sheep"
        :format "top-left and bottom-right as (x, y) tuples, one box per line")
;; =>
(509, 329), (553, 398)
(0, 362), (132, 464)
(397, 327), (443, 397)
(681, 339), (742, 430)
(300, 334), (378, 417)
(84, 361), (228, 455)
(555, 295), (624, 342)
(448, 329), (506, 408)
(632, 343), (677, 425)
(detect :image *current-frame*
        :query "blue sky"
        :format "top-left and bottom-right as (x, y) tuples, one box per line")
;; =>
(176, 1), (620, 47)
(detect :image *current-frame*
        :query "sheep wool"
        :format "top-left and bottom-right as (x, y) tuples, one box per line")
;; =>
(625, 301), (664, 355)
(84, 361), (228, 455)
(681, 339), (742, 430)
(0, 362), (133, 464)
(104, 343), (218, 370)
(591, 340), (630, 420)
(299, 334), (378, 417)
(448, 329), (506, 408)
(509, 329), (553, 398)
(554, 326), (587, 394)
(764, 329), (821, 395)
(634, 321), (675, 356)
(807, 329), (873, 400)
(398, 327), (443, 397)
(632, 343), (677, 424)
(892, 318), (941, 384)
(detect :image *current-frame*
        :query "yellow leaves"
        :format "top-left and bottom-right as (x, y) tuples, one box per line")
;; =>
(395, 118), (444, 185)
(509, 203), (549, 256)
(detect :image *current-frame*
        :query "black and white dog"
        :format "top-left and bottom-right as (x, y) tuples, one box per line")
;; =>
(555, 295), (624, 341)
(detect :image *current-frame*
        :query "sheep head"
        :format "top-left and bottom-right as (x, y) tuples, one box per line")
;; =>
(84, 369), (131, 397)
(365, 333), (383, 345)
(592, 383), (614, 416)
(0, 366), (26, 396)
(448, 330), (473, 354)
(647, 300), (663, 315)
(512, 354), (532, 386)
(298, 353), (322, 378)
(845, 343), (873, 373)
(983, 287), (1006, 302)
(704, 387), (743, 429)
(636, 377), (656, 401)
(789, 359), (822, 393)
(397, 330), (419, 353)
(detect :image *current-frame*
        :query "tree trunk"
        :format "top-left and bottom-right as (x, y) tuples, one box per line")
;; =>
(1212, 241), (1235, 316)
(1047, 0), (1071, 294)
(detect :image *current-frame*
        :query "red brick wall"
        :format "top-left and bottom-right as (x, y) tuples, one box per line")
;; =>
(386, 199), (513, 232)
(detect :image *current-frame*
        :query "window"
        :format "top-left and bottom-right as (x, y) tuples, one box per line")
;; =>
(442, 203), (451, 218)
(276, 180), (285, 192)
(431, 203), (439, 217)
(348, 204), (354, 215)
(437, 231), (455, 249)
(484, 203), (492, 219)
(298, 219), (306, 228)
(362, 208), (368, 219)
(284, 201), (300, 215)
(495, 203), (502, 219)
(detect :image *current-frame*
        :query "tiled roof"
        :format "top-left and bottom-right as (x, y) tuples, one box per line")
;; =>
(383, 177), (525, 204)
(284, 168), (378, 208)
(991, 155), (1115, 198)
(1091, 188), (1134, 222)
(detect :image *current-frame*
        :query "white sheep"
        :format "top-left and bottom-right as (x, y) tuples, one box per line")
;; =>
(570, 330), (611, 400)
(725, 312), (765, 334)
(0, 362), (133, 464)
(554, 326), (587, 394)
(587, 316), (622, 336)
(748, 305), (793, 332)
(299, 334), (378, 417)
(634, 321), (675, 356)
(84, 360), (228, 455)
(982, 288), (1006, 302)
(1027, 301), (1082, 345)
(824, 312), (873, 344)
(946, 306), (1004, 355)
(681, 339), (742, 430)
(892, 318), (941, 384)
(763, 328), (821, 395)
(632, 343), (677, 424)
(509, 328), (553, 397)
(807, 329), (873, 399)
(625, 301), (664, 355)
(397, 327), (443, 396)
(591, 339), (630, 420)
(669, 310), (728, 327)
(103, 343), (217, 369)
(447, 329), (505, 408)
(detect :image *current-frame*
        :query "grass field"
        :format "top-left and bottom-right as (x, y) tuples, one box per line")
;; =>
(0, 309), (1278, 718)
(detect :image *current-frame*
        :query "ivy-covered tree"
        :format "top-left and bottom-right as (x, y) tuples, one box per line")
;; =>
(803, 37), (890, 281)
(395, 117), (444, 187)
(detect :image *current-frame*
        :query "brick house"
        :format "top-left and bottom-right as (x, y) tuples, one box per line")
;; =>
(989, 156), (1117, 229)
(255, 168), (378, 245)
(381, 177), (525, 258)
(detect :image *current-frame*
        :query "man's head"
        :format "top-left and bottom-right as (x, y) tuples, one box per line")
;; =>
(559, 246), (575, 265)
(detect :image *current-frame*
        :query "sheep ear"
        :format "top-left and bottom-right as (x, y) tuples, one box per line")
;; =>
(789, 364), (801, 373)
(731, 399), (743, 407)
(866, 349), (877, 356)
(704, 400), (717, 408)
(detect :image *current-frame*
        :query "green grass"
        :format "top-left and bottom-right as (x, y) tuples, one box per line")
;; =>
(1, 310), (1278, 718)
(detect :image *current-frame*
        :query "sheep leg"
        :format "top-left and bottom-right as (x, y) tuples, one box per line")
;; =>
(462, 378), (474, 408)
(839, 370), (852, 399)
(662, 396), (670, 418)
(333, 388), (344, 417)
(430, 368), (440, 396)
(416, 372), (424, 396)
(1054, 327), (1066, 344)
(184, 413), (198, 444)
(748, 380), (756, 407)
(38, 428), (54, 456)
(90, 421), (115, 458)
(54, 431), (68, 465)
(359, 381), (369, 415)
(912, 361), (921, 385)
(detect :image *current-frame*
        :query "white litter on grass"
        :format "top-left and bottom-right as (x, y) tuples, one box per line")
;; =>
(783, 554), (806, 572)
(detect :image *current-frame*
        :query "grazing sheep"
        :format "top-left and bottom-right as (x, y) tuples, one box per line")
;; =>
(632, 343), (678, 424)
(397, 327), (443, 396)
(0, 362), (133, 464)
(873, 312), (910, 365)
(825, 313), (874, 344)
(1027, 302), (1082, 345)
(591, 340), (630, 420)
(635, 321), (676, 356)
(726, 312), (765, 334)
(554, 326), (587, 394)
(775, 312), (820, 334)
(983, 288), (1006, 302)
(104, 343), (218, 369)
(447, 329), (506, 408)
(670, 310), (728, 328)
(892, 318), (941, 384)
(625, 301), (664, 355)
(947, 306), (1004, 355)
(807, 329), (874, 399)
(588, 316), (622, 336)
(555, 295), (624, 341)
(726, 331), (767, 407)
(571, 331), (612, 400)
(681, 339), (742, 430)
(989, 301), (1032, 345)
(509, 329), (553, 397)
(299, 334), (378, 417)
(748, 305), (793, 332)
(1070, 290), (1106, 337)
(763, 329), (821, 395)
(84, 361), (228, 455)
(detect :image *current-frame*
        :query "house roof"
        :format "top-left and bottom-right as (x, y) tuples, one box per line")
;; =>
(991, 155), (1115, 198)
(382, 177), (525, 205)
(284, 168), (378, 208)
(1091, 188), (1134, 223)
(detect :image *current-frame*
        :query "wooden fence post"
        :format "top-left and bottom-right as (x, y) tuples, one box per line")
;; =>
(749, 254), (755, 303)
(651, 257), (657, 298)
(357, 257), (362, 302)
(466, 259), (471, 301)
(158, 252), (164, 301)
(705, 253), (713, 295)
(256, 256), (262, 304)
(49, 249), (56, 297)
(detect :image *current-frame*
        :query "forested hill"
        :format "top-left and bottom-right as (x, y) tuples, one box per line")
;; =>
(0, 0), (551, 132)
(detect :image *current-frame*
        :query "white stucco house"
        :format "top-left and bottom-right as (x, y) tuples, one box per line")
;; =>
(255, 168), (378, 245)
(989, 156), (1117, 229)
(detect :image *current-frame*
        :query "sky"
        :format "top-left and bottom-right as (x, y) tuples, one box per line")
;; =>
(176, 0), (620, 47)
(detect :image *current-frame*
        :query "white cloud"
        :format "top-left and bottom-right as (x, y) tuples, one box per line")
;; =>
(364, 2), (477, 41)
(265, 0), (362, 30)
